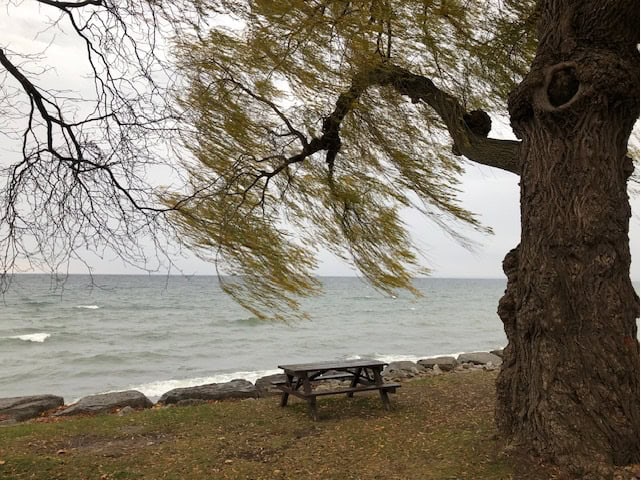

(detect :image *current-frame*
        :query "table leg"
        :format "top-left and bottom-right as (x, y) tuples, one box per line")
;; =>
(347, 367), (362, 398)
(301, 374), (318, 420)
(372, 368), (391, 410)
(280, 373), (294, 407)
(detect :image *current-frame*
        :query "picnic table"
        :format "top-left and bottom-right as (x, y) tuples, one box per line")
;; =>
(274, 359), (401, 420)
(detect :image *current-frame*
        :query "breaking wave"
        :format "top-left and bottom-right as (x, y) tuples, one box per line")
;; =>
(5, 332), (51, 343)
(127, 369), (281, 400)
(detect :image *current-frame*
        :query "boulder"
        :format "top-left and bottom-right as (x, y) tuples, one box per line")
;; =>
(158, 379), (258, 405)
(254, 374), (287, 397)
(457, 352), (502, 366)
(417, 356), (458, 372)
(55, 390), (152, 416)
(490, 349), (504, 359)
(117, 406), (135, 416)
(382, 361), (422, 379)
(0, 394), (64, 423)
(175, 399), (207, 407)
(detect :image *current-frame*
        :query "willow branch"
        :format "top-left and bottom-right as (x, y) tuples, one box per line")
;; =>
(324, 63), (521, 175)
(237, 61), (522, 204)
(384, 65), (520, 174)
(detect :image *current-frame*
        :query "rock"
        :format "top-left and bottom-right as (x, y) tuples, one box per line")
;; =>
(382, 361), (421, 379)
(117, 406), (135, 416)
(175, 399), (207, 407)
(457, 352), (503, 366)
(0, 394), (64, 423)
(254, 374), (287, 397)
(55, 390), (152, 416)
(158, 379), (258, 405)
(490, 349), (504, 359)
(417, 356), (458, 372)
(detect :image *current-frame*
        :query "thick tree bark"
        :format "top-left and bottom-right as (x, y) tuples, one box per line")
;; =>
(496, 0), (640, 470)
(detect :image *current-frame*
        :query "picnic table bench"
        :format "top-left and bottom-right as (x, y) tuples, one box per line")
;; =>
(274, 359), (400, 420)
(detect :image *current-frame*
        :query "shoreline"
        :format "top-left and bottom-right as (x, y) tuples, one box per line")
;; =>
(0, 350), (503, 424)
(121, 350), (487, 403)
(0, 341), (504, 402)
(1, 277), (513, 404)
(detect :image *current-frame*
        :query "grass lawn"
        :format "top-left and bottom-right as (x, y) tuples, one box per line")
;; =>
(0, 370), (632, 479)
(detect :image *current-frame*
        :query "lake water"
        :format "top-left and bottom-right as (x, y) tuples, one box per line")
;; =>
(1, 275), (515, 402)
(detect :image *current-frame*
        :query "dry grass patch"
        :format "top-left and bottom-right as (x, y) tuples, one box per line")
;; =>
(0, 370), (634, 479)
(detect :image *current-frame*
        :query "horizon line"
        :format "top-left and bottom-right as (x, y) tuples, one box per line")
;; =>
(7, 272), (508, 280)
(6, 272), (641, 283)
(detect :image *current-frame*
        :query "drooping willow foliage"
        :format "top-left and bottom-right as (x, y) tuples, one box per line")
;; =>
(165, 0), (538, 319)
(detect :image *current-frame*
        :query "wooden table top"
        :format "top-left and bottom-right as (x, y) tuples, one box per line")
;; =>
(278, 359), (386, 373)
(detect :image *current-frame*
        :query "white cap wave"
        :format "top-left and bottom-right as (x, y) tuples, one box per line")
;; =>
(6, 332), (51, 343)
(127, 368), (282, 400)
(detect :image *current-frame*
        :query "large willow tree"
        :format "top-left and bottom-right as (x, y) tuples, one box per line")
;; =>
(168, 0), (639, 470)
(1, 0), (638, 473)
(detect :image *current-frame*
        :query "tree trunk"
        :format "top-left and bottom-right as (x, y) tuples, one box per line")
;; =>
(496, 0), (640, 470)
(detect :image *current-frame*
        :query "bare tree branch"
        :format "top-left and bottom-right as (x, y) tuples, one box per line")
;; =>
(0, 1), (209, 277)
(36, 0), (103, 8)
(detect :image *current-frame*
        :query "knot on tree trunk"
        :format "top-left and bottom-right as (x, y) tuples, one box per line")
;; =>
(452, 110), (492, 155)
(463, 110), (492, 137)
(546, 65), (580, 107)
(501, 246), (519, 277)
(497, 246), (519, 335)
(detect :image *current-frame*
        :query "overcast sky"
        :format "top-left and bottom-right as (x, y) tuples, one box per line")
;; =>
(1, 4), (639, 281)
